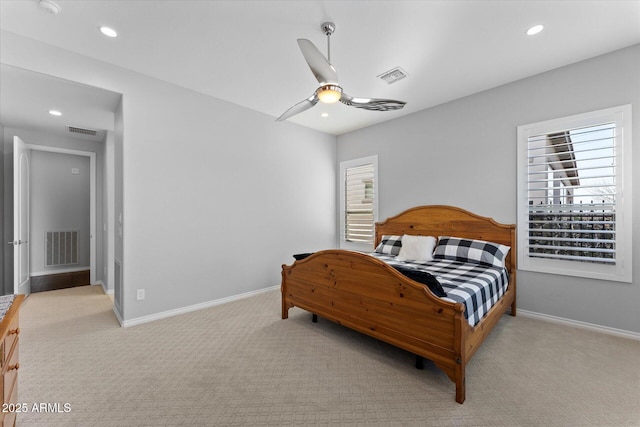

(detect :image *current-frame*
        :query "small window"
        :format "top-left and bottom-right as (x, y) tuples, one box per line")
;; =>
(517, 105), (632, 282)
(340, 156), (378, 249)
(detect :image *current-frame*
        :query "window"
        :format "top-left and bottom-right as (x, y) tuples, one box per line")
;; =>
(340, 156), (378, 249)
(517, 105), (632, 282)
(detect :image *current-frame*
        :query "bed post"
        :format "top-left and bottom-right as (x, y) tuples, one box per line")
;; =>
(509, 226), (517, 317)
(281, 266), (291, 319)
(454, 307), (466, 404)
(415, 355), (424, 370)
(510, 271), (517, 317)
(455, 365), (466, 404)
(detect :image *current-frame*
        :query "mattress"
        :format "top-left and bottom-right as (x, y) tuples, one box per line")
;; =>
(369, 253), (509, 327)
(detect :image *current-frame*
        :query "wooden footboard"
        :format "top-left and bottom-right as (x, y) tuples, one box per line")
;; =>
(282, 250), (471, 401)
(281, 205), (516, 404)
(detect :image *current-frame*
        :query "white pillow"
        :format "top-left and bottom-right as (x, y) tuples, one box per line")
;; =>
(397, 235), (437, 262)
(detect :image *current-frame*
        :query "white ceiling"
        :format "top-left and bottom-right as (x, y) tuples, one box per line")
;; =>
(0, 64), (121, 142)
(1, 0), (639, 137)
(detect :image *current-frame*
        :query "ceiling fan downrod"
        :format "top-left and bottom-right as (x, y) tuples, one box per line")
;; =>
(321, 22), (335, 63)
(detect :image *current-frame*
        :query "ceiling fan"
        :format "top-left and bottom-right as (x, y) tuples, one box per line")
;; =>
(276, 22), (406, 121)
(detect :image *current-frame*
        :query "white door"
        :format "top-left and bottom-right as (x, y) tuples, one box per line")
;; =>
(13, 136), (30, 295)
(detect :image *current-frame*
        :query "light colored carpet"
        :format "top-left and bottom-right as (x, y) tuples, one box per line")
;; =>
(16, 285), (640, 426)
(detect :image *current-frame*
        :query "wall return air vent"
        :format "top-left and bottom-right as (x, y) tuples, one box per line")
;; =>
(377, 67), (408, 84)
(68, 126), (98, 136)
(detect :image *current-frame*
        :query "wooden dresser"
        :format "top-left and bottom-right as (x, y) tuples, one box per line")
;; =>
(0, 295), (24, 427)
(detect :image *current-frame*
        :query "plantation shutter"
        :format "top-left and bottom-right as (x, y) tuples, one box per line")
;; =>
(526, 123), (616, 264)
(345, 163), (375, 243)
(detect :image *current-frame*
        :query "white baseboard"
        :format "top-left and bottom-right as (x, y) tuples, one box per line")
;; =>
(95, 281), (113, 295)
(112, 304), (124, 327)
(518, 309), (640, 341)
(120, 285), (280, 328)
(114, 288), (639, 340)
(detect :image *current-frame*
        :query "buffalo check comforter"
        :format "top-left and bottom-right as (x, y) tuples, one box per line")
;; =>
(369, 253), (510, 327)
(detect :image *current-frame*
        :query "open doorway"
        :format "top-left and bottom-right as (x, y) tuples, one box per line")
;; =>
(1, 65), (122, 300)
(6, 135), (98, 295)
(28, 147), (95, 293)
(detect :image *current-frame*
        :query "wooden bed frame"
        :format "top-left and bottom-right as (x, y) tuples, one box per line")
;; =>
(281, 205), (516, 403)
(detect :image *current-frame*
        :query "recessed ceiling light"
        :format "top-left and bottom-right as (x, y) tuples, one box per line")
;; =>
(99, 26), (118, 38)
(49, 110), (62, 116)
(321, 113), (329, 118)
(526, 24), (544, 36)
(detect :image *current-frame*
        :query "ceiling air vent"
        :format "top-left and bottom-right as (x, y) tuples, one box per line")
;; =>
(377, 67), (408, 84)
(68, 126), (98, 136)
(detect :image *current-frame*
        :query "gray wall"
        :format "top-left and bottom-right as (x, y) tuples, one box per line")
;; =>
(112, 98), (124, 318)
(337, 44), (640, 333)
(1, 32), (337, 322)
(0, 125), (4, 293)
(29, 150), (90, 274)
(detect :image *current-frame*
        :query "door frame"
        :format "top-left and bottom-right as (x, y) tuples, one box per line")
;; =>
(21, 143), (97, 286)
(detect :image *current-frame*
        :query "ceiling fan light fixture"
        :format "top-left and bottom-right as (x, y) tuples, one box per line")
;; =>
(316, 85), (342, 103)
(277, 22), (406, 122)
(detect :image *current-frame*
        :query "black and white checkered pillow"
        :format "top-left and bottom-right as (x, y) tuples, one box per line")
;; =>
(374, 235), (403, 256)
(433, 236), (510, 267)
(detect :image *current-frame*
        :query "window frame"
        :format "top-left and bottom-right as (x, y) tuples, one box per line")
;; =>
(339, 155), (379, 251)
(516, 105), (632, 283)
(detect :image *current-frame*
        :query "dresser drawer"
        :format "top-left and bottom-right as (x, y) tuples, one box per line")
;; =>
(0, 295), (22, 427)
(3, 317), (19, 366)
(1, 385), (17, 427)
(2, 342), (18, 405)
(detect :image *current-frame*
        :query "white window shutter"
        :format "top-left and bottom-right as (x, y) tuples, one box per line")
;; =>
(345, 163), (375, 243)
(517, 105), (632, 283)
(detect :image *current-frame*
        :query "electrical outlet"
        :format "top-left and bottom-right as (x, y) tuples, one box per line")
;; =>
(136, 289), (145, 300)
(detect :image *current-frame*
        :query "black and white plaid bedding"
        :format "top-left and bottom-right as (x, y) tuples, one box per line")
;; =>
(433, 236), (510, 268)
(369, 253), (509, 327)
(374, 235), (403, 256)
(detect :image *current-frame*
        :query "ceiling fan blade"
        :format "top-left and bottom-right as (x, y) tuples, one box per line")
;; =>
(276, 94), (319, 121)
(297, 39), (338, 85)
(340, 93), (406, 111)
